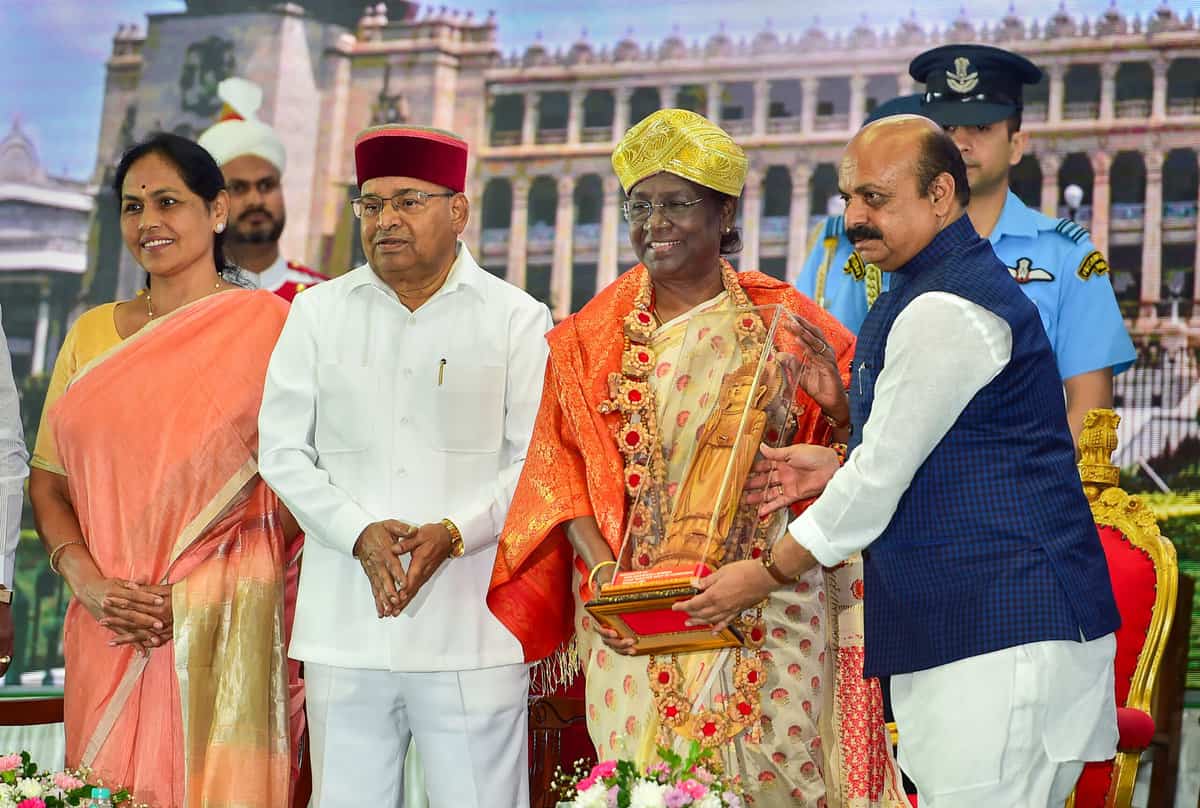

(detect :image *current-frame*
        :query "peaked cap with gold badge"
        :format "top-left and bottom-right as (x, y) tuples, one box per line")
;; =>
(611, 108), (748, 197)
(910, 44), (1042, 127)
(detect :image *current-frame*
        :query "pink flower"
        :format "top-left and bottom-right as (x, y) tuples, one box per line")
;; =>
(577, 775), (598, 792)
(18, 800), (46, 808)
(589, 760), (617, 780)
(679, 779), (708, 799)
(664, 786), (692, 808)
(690, 767), (716, 785)
(606, 785), (619, 808)
(0, 754), (20, 772)
(52, 772), (85, 791)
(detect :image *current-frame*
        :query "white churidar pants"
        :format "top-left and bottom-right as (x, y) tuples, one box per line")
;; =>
(304, 661), (530, 808)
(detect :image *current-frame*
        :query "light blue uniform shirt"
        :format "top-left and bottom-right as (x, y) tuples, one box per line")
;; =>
(796, 215), (861, 312)
(803, 190), (1136, 378)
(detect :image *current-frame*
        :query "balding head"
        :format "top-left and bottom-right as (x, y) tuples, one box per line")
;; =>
(838, 115), (969, 271)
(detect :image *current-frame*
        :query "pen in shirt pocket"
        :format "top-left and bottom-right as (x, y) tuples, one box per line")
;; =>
(438, 358), (446, 386)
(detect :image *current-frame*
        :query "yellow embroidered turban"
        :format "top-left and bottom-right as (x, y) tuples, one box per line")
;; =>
(611, 109), (748, 198)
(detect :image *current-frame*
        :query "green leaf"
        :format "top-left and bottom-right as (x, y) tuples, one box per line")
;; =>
(656, 744), (682, 770)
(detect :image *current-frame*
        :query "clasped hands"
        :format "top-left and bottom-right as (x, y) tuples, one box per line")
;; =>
(78, 578), (173, 656)
(353, 519), (454, 618)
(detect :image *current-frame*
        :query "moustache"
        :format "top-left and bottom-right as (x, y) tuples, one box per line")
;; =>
(846, 225), (883, 243)
(238, 208), (275, 222)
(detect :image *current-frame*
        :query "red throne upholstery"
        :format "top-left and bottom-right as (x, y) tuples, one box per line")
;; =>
(1069, 410), (1178, 808)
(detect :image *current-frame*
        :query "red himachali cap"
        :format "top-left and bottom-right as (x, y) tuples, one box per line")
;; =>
(353, 125), (469, 192)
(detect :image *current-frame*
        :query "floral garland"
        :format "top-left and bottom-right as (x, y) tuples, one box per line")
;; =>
(598, 261), (792, 750)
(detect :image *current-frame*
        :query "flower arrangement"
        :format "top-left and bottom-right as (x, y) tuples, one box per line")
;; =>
(0, 753), (140, 808)
(555, 742), (744, 808)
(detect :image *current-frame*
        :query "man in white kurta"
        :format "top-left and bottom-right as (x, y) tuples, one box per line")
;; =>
(258, 124), (552, 807)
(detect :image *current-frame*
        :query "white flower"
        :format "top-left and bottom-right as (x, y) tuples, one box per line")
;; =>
(0, 784), (14, 800)
(573, 782), (609, 808)
(695, 795), (723, 808)
(0, 797), (15, 808)
(630, 780), (668, 808)
(17, 778), (43, 798)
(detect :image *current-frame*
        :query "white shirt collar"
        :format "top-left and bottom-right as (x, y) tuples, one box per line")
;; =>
(351, 241), (488, 304)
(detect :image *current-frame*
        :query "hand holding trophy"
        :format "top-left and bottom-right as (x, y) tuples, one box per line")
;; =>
(585, 303), (812, 655)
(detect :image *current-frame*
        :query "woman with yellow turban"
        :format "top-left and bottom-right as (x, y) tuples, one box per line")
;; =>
(488, 110), (905, 806)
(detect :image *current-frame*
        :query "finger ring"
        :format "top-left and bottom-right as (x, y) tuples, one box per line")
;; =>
(820, 342), (830, 355)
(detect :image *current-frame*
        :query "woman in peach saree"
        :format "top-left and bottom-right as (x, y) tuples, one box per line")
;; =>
(29, 133), (294, 807)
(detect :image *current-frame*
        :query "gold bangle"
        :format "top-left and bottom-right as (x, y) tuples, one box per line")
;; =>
(48, 540), (85, 575)
(587, 560), (617, 593)
(822, 411), (851, 431)
(440, 518), (464, 558)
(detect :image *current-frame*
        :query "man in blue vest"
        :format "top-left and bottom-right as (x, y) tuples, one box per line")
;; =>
(801, 45), (1135, 445)
(683, 115), (1118, 807)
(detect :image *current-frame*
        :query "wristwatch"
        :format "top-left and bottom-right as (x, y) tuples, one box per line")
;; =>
(440, 519), (465, 558)
(760, 544), (795, 586)
(0, 587), (12, 605)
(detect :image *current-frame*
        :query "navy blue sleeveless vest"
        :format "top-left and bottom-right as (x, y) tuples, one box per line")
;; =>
(849, 215), (1119, 678)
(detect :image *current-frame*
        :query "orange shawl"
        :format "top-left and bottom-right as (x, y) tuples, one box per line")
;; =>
(51, 290), (292, 808)
(487, 267), (854, 664)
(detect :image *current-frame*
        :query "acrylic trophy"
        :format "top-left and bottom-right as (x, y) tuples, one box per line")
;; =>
(585, 304), (807, 655)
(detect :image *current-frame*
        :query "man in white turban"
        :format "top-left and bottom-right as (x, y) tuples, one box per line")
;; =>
(198, 77), (326, 300)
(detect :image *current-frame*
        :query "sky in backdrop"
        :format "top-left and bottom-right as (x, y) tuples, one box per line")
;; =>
(0, 0), (1180, 181)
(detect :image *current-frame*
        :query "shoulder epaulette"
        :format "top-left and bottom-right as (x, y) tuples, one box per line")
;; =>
(823, 215), (845, 240)
(1052, 218), (1090, 244)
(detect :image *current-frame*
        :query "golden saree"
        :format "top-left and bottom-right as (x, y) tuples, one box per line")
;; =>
(488, 267), (906, 806)
(48, 290), (292, 808)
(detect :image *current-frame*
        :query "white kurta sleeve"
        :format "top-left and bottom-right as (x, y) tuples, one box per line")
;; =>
(259, 294), (374, 557)
(446, 302), (552, 555)
(787, 291), (1013, 567)
(0, 323), (27, 588)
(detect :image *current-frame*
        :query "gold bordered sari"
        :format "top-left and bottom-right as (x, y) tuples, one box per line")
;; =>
(49, 290), (291, 807)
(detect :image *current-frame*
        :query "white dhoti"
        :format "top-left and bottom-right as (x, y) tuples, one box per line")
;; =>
(305, 661), (530, 808)
(891, 634), (1117, 808)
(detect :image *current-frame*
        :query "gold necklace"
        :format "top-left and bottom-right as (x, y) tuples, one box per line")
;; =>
(146, 277), (223, 319)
